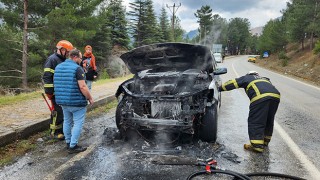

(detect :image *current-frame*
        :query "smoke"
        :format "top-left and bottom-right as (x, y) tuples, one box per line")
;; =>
(198, 24), (222, 50)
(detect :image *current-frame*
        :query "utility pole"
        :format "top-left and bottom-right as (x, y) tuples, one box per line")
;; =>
(22, 0), (28, 89)
(166, 3), (181, 40)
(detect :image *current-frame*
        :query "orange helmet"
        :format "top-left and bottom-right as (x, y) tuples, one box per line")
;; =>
(56, 40), (74, 51)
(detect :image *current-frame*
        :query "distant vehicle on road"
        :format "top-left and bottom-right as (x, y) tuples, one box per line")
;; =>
(248, 55), (257, 63)
(213, 53), (223, 63)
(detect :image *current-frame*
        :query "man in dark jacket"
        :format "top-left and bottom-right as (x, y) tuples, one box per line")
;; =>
(219, 71), (280, 153)
(42, 40), (74, 140)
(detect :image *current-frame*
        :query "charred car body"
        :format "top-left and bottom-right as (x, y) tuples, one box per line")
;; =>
(115, 43), (227, 142)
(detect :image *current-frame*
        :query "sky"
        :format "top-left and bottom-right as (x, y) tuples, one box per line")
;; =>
(123, 0), (290, 32)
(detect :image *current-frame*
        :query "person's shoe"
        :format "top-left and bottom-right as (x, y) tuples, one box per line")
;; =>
(66, 143), (70, 149)
(51, 133), (65, 141)
(68, 145), (87, 154)
(244, 144), (264, 153)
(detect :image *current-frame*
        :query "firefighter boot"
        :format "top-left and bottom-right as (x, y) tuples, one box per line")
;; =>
(244, 140), (264, 153)
(264, 136), (271, 146)
(50, 133), (65, 140)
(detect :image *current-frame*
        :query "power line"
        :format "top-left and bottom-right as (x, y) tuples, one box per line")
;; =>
(166, 3), (181, 40)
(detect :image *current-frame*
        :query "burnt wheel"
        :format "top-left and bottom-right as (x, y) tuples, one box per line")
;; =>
(198, 104), (218, 143)
(115, 99), (124, 130)
(115, 98), (140, 141)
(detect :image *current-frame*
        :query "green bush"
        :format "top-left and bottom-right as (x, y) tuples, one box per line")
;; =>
(313, 40), (320, 54)
(278, 51), (289, 60)
(278, 51), (289, 67)
(281, 59), (288, 67)
(98, 69), (110, 79)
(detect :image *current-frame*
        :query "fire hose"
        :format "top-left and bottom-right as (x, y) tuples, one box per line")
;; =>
(186, 158), (306, 180)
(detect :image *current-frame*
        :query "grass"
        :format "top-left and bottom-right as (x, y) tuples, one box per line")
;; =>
(87, 99), (118, 118)
(0, 75), (133, 107)
(0, 90), (42, 106)
(0, 131), (47, 167)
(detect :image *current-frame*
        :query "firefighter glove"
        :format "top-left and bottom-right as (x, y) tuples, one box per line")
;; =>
(46, 93), (53, 100)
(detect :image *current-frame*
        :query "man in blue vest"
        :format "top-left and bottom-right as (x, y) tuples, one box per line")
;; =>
(54, 49), (94, 154)
(219, 71), (280, 153)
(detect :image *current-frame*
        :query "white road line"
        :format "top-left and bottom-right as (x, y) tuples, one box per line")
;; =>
(274, 122), (320, 179)
(232, 62), (320, 179)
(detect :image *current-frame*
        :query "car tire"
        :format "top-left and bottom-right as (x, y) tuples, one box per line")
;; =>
(198, 104), (218, 143)
(116, 98), (142, 141)
(115, 99), (124, 130)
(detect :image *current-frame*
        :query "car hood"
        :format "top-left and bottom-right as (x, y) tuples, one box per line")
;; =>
(120, 43), (214, 74)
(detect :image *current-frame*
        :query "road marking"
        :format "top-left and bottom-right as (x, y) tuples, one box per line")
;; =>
(274, 122), (320, 179)
(232, 62), (320, 179)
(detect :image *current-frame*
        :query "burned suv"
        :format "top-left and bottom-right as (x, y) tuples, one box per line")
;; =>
(115, 43), (227, 142)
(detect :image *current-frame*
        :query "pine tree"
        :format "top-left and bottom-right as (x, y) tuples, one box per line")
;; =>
(172, 17), (185, 42)
(105, 0), (130, 48)
(127, 0), (160, 47)
(158, 6), (173, 42)
(127, 0), (146, 47)
(194, 5), (213, 46)
(142, 0), (160, 45)
(227, 18), (250, 55)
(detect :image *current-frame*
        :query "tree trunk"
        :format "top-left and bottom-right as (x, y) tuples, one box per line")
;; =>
(22, 0), (28, 89)
(310, 2), (318, 51)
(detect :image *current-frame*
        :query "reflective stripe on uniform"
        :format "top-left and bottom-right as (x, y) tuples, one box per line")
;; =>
(222, 79), (239, 91)
(50, 124), (62, 130)
(253, 147), (264, 152)
(44, 84), (54, 88)
(264, 136), (272, 140)
(250, 140), (264, 145)
(246, 79), (271, 92)
(246, 79), (280, 103)
(44, 68), (54, 73)
(250, 93), (280, 103)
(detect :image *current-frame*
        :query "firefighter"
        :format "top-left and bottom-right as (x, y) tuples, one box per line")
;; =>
(219, 71), (280, 153)
(42, 40), (74, 140)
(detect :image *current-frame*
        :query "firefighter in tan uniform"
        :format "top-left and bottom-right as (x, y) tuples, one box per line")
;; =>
(219, 71), (280, 153)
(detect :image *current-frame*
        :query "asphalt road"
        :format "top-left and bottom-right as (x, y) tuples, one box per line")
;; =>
(1, 56), (319, 180)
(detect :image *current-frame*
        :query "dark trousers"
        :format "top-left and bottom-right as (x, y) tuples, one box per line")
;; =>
(51, 97), (64, 135)
(248, 99), (279, 140)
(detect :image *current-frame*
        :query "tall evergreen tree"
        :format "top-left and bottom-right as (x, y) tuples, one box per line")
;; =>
(172, 16), (185, 42)
(158, 6), (173, 42)
(142, 0), (160, 45)
(127, 0), (146, 47)
(127, 0), (160, 47)
(210, 14), (228, 45)
(105, 0), (130, 48)
(227, 18), (250, 55)
(0, 0), (104, 88)
(283, 0), (313, 49)
(258, 19), (287, 54)
(194, 5), (213, 46)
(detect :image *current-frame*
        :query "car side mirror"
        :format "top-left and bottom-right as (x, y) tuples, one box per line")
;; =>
(213, 67), (227, 75)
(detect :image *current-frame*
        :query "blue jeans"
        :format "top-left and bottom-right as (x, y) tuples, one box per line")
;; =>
(86, 80), (93, 90)
(62, 106), (87, 148)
